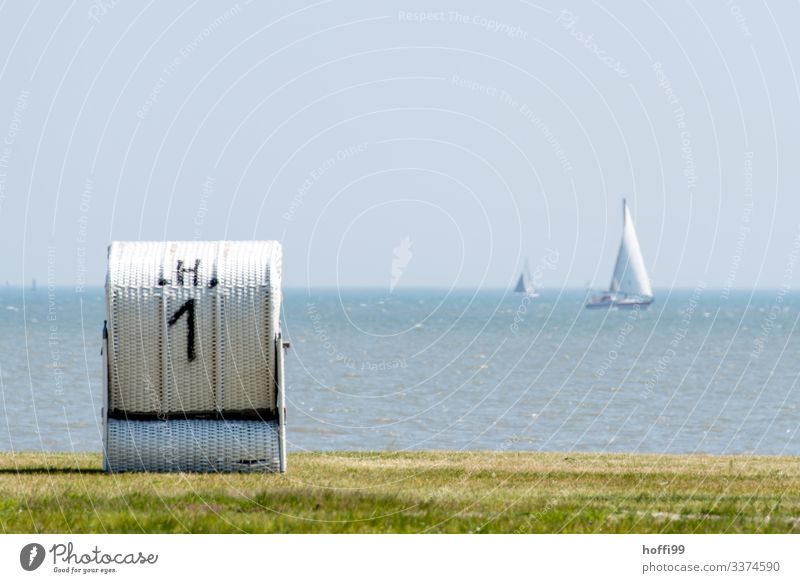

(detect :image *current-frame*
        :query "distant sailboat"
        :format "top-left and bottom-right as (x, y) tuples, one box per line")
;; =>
(586, 199), (653, 309)
(514, 259), (539, 297)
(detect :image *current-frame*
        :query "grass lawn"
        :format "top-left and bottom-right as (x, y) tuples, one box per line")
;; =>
(0, 451), (798, 533)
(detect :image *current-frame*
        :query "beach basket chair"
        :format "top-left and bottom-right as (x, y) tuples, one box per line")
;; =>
(102, 241), (287, 472)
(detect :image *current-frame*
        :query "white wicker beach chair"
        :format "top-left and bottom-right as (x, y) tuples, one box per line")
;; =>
(102, 241), (287, 472)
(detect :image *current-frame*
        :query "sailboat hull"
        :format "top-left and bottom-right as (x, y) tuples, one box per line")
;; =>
(614, 297), (653, 308)
(585, 298), (613, 309)
(585, 294), (653, 309)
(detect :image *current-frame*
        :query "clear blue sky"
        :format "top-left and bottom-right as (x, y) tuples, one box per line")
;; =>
(0, 1), (798, 291)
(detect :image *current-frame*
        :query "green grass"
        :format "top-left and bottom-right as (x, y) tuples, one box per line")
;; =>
(0, 451), (798, 533)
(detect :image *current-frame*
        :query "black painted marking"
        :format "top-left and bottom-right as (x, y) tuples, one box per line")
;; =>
(208, 277), (218, 288)
(176, 259), (201, 286)
(158, 277), (171, 286)
(107, 408), (278, 421)
(168, 298), (196, 361)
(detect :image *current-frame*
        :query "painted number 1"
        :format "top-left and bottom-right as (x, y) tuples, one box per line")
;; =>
(168, 299), (196, 362)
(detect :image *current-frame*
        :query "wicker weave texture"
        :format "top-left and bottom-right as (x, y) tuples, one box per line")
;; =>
(106, 241), (282, 416)
(106, 418), (281, 473)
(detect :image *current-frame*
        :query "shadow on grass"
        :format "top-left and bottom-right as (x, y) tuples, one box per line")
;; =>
(0, 468), (104, 475)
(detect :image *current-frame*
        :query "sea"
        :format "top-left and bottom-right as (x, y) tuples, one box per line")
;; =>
(1, 285), (799, 455)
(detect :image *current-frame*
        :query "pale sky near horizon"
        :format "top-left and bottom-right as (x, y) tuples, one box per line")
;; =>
(0, 1), (798, 291)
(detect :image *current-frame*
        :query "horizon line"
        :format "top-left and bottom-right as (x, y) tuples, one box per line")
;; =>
(4, 284), (796, 293)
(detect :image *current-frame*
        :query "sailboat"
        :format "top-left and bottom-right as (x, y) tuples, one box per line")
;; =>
(586, 199), (653, 309)
(514, 259), (539, 297)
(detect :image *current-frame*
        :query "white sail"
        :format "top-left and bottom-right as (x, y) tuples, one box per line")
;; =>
(514, 259), (536, 295)
(609, 200), (653, 298)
